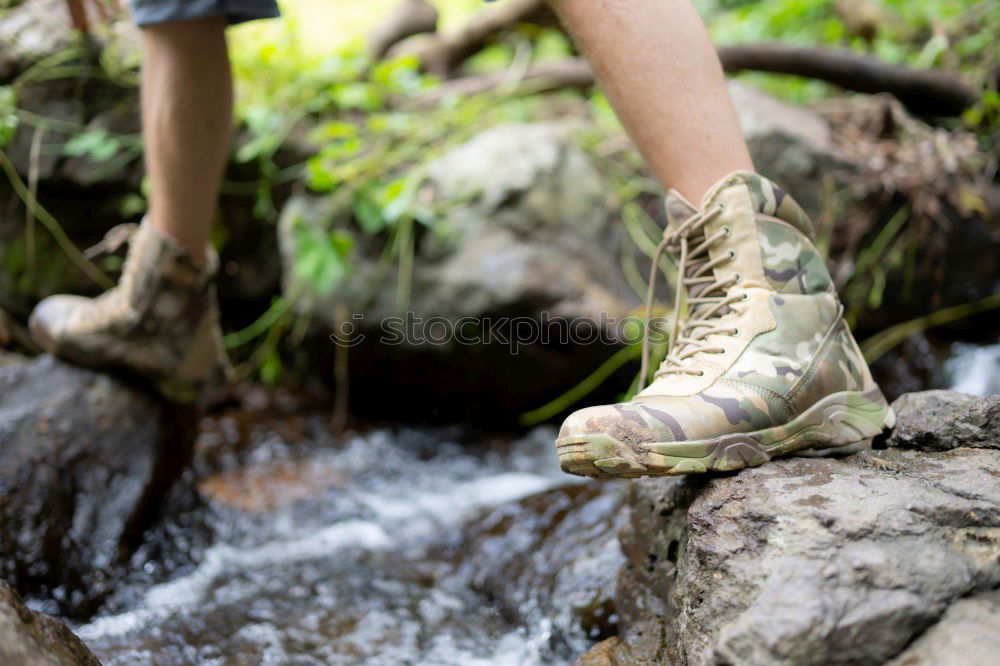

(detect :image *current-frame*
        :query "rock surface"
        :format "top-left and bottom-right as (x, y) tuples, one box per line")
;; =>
(279, 123), (636, 421)
(0, 578), (101, 666)
(887, 389), (1000, 451)
(0, 355), (194, 617)
(580, 390), (1000, 665)
(885, 590), (1000, 666)
(729, 81), (849, 218)
(444, 482), (627, 652)
(280, 123), (630, 327)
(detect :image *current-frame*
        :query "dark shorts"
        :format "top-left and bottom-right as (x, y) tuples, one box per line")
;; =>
(129, 0), (281, 27)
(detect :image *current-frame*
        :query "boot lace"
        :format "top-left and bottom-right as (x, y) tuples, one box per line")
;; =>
(76, 223), (142, 326)
(639, 202), (744, 390)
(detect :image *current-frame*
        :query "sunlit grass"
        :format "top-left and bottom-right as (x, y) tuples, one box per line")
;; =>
(230, 0), (482, 61)
(228, 0), (484, 106)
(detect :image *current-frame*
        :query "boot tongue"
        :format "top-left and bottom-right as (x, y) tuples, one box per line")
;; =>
(700, 171), (816, 241)
(664, 191), (714, 299)
(665, 190), (698, 230)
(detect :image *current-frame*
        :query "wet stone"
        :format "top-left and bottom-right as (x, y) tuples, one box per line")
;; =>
(0, 579), (101, 666)
(0, 355), (195, 618)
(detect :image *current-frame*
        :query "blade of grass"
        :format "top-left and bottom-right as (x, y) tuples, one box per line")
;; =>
(860, 293), (1000, 364)
(519, 343), (640, 426)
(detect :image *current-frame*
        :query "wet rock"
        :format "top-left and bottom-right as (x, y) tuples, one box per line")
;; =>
(0, 355), (194, 618)
(887, 389), (1000, 451)
(444, 482), (627, 656)
(869, 333), (939, 402)
(0, 578), (101, 666)
(885, 589), (1000, 666)
(603, 393), (1000, 665)
(573, 636), (669, 666)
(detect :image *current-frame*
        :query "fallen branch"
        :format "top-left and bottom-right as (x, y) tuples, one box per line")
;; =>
(400, 0), (553, 77)
(367, 0), (439, 63)
(413, 45), (980, 117)
(412, 57), (592, 104)
(718, 44), (980, 117)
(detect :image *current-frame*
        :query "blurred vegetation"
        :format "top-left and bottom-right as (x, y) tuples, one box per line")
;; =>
(217, 0), (1000, 386)
(0, 0), (997, 406)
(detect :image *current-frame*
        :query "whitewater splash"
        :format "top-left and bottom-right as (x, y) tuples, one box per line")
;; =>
(74, 424), (619, 666)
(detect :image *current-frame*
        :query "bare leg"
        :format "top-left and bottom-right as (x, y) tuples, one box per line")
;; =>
(141, 17), (233, 262)
(548, 0), (753, 203)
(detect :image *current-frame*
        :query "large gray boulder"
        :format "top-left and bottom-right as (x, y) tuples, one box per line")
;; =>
(0, 578), (101, 666)
(279, 123), (630, 327)
(581, 390), (1000, 665)
(0, 355), (194, 617)
(729, 81), (848, 218)
(278, 123), (636, 421)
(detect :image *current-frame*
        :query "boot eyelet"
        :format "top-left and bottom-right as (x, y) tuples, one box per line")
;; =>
(732, 272), (742, 283)
(722, 225), (732, 237)
(728, 249), (737, 260)
(741, 292), (749, 301)
(733, 328), (741, 336)
(696, 370), (705, 377)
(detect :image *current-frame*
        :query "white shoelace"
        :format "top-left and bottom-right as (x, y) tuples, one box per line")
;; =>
(639, 202), (744, 390)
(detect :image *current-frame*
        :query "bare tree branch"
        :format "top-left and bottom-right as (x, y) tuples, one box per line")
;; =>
(718, 44), (979, 117)
(367, 0), (439, 63)
(400, 0), (553, 77)
(412, 46), (980, 117)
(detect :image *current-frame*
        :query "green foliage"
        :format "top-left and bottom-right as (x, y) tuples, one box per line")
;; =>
(291, 220), (354, 296)
(697, 0), (1000, 114)
(0, 86), (18, 149)
(63, 128), (122, 162)
(2, 0), (995, 391)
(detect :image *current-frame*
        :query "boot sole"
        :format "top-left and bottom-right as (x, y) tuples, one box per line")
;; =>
(29, 315), (211, 404)
(556, 388), (895, 478)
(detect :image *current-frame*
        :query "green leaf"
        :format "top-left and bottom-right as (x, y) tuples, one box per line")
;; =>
(379, 178), (412, 224)
(371, 55), (427, 96)
(260, 348), (283, 386)
(0, 86), (18, 150)
(118, 193), (147, 217)
(353, 189), (385, 234)
(64, 129), (121, 162)
(291, 220), (354, 295)
(330, 82), (385, 111)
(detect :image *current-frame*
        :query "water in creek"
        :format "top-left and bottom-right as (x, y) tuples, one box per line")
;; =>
(942, 341), (1000, 396)
(71, 341), (998, 665)
(75, 401), (624, 666)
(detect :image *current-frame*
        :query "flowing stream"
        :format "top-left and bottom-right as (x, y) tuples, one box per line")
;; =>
(67, 340), (998, 665)
(73, 406), (623, 666)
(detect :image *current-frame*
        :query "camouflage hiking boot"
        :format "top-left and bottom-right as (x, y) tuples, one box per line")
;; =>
(557, 171), (894, 477)
(29, 219), (230, 402)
